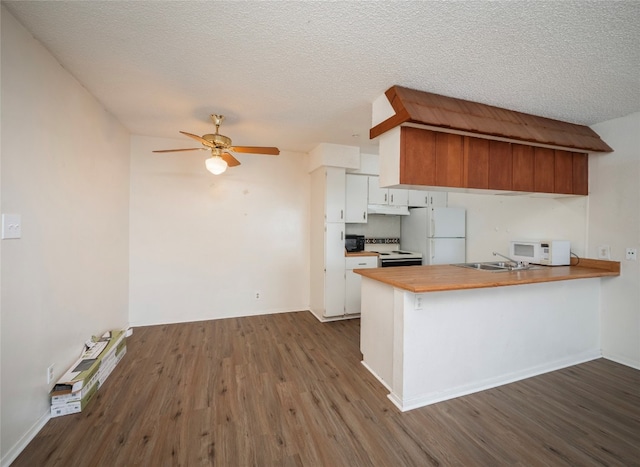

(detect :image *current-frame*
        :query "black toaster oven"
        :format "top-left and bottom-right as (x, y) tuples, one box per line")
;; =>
(345, 234), (365, 252)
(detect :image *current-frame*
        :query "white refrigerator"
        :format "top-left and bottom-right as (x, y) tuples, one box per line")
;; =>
(400, 207), (466, 265)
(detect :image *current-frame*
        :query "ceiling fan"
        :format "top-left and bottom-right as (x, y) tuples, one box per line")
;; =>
(153, 114), (279, 174)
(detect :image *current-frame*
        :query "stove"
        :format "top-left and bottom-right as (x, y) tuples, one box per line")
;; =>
(370, 250), (423, 267)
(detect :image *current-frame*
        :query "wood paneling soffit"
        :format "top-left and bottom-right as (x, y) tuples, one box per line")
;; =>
(370, 85), (613, 153)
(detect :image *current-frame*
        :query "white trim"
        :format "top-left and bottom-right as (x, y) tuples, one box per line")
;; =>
(1, 410), (50, 467)
(390, 351), (601, 412)
(360, 361), (392, 392)
(128, 307), (306, 327)
(603, 355), (640, 371)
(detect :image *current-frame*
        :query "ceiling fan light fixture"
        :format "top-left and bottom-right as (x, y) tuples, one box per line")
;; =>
(205, 155), (228, 175)
(153, 113), (278, 173)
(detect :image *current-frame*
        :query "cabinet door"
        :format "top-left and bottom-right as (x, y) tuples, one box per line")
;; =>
(325, 167), (346, 223)
(345, 174), (368, 223)
(324, 223), (346, 317)
(408, 190), (448, 207)
(512, 144), (535, 192)
(573, 153), (589, 195)
(345, 257), (377, 315)
(388, 188), (409, 206)
(534, 147), (555, 193)
(463, 136), (489, 189)
(408, 190), (429, 207)
(400, 127), (437, 186)
(435, 132), (464, 187)
(345, 270), (361, 315)
(428, 191), (448, 207)
(367, 176), (388, 204)
(488, 140), (512, 190)
(554, 150), (574, 194)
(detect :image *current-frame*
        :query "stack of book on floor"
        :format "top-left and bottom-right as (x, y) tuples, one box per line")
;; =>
(50, 330), (127, 417)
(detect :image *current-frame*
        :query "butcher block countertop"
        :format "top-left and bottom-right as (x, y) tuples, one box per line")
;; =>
(354, 258), (620, 293)
(345, 251), (379, 257)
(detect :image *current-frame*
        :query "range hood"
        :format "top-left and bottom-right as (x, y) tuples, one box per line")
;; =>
(367, 204), (410, 216)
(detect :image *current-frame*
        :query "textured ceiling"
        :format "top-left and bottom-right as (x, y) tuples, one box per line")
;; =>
(3, 1), (640, 154)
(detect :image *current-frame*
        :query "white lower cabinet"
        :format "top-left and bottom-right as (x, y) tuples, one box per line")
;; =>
(323, 223), (347, 317)
(345, 256), (378, 315)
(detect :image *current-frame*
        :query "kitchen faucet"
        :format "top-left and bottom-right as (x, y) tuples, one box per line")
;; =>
(492, 251), (529, 270)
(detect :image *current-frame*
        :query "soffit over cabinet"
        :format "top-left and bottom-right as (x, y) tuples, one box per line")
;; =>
(372, 85), (611, 197)
(371, 85), (612, 153)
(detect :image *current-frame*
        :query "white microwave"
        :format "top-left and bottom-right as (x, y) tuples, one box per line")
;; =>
(510, 240), (571, 266)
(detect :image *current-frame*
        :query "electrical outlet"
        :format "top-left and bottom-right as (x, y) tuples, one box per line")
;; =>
(625, 248), (637, 261)
(1, 213), (22, 239)
(415, 295), (423, 310)
(598, 245), (611, 260)
(47, 365), (54, 384)
(255, 291), (260, 300)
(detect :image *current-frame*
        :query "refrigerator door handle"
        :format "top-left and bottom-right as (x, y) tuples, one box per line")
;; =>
(430, 239), (436, 260)
(430, 218), (436, 237)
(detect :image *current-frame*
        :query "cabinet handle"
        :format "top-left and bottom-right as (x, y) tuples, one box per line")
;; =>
(341, 231), (344, 241)
(425, 196), (429, 205)
(384, 193), (388, 203)
(391, 194), (394, 203)
(363, 211), (366, 220)
(358, 262), (367, 266)
(340, 209), (344, 219)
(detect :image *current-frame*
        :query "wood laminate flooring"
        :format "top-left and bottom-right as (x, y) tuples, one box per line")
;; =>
(14, 311), (640, 466)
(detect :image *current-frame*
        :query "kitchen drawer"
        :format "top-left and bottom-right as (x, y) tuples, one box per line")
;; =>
(346, 256), (378, 269)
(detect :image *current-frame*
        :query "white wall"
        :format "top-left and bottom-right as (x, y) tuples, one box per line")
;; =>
(128, 136), (310, 326)
(447, 192), (588, 262)
(0, 8), (131, 464)
(589, 112), (640, 369)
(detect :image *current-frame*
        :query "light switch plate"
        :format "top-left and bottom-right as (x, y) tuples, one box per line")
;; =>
(2, 214), (21, 239)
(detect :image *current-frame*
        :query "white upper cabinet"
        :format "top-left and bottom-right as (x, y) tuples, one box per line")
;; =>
(388, 188), (409, 206)
(345, 174), (368, 223)
(368, 175), (388, 204)
(407, 190), (448, 207)
(325, 167), (346, 222)
(368, 176), (409, 206)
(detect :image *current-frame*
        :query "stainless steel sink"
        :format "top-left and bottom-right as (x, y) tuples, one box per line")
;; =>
(453, 261), (540, 272)
(453, 261), (510, 271)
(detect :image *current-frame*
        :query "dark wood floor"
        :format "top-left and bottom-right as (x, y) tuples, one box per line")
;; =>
(14, 311), (640, 466)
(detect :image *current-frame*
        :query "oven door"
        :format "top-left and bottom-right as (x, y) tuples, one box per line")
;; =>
(379, 258), (423, 267)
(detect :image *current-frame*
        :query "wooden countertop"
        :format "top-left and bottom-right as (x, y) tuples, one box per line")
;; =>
(354, 258), (620, 293)
(345, 251), (379, 257)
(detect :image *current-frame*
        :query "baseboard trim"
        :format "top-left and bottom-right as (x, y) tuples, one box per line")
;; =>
(129, 307), (307, 327)
(603, 354), (640, 371)
(1, 410), (50, 467)
(360, 361), (392, 392)
(389, 350), (602, 412)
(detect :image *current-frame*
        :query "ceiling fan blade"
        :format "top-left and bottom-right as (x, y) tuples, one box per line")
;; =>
(152, 148), (206, 153)
(221, 152), (241, 167)
(179, 131), (214, 147)
(230, 146), (280, 155)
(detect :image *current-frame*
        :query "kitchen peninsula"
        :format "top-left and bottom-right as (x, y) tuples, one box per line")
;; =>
(355, 260), (620, 411)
